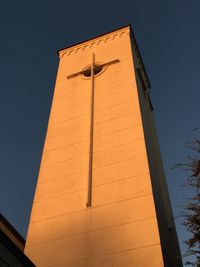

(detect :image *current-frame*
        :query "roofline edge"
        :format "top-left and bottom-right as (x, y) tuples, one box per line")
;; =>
(57, 24), (131, 55)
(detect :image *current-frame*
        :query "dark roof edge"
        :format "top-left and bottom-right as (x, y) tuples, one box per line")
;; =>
(0, 230), (35, 266)
(57, 24), (131, 55)
(0, 213), (25, 245)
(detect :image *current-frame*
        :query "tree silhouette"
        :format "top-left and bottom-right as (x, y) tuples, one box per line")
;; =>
(173, 138), (200, 267)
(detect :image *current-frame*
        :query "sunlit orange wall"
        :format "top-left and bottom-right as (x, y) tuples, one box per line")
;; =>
(25, 26), (165, 267)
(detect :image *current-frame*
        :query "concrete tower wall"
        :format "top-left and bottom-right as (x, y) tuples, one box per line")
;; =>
(25, 26), (180, 267)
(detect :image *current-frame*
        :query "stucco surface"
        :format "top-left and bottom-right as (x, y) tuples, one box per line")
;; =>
(25, 26), (164, 267)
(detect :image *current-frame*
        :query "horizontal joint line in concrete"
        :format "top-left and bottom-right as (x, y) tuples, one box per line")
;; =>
(53, 83), (133, 102)
(50, 111), (90, 124)
(43, 140), (85, 153)
(50, 110), (138, 127)
(43, 135), (144, 155)
(52, 98), (138, 115)
(39, 154), (148, 179)
(33, 172), (150, 203)
(45, 123), (142, 147)
(38, 170), (86, 185)
(50, 110), (139, 129)
(30, 192), (153, 223)
(41, 150), (147, 169)
(37, 161), (148, 184)
(53, 87), (134, 108)
(93, 154), (147, 170)
(93, 140), (145, 153)
(27, 216), (157, 247)
(46, 243), (161, 267)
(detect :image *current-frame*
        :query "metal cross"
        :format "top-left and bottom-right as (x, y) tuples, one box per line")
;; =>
(67, 54), (119, 207)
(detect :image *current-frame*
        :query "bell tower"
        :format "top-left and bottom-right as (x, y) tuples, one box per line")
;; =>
(25, 25), (182, 267)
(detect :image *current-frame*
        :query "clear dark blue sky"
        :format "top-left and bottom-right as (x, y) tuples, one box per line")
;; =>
(0, 1), (199, 264)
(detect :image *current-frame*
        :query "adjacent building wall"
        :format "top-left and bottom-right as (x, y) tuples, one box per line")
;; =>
(0, 214), (35, 267)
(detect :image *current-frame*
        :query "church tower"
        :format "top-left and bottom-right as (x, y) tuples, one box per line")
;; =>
(25, 25), (182, 267)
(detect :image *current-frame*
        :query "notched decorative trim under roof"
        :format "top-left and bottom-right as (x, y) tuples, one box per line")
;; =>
(58, 26), (130, 58)
(57, 24), (151, 89)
